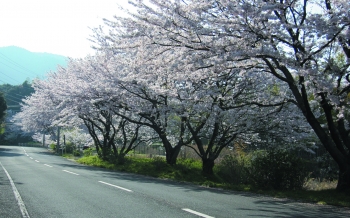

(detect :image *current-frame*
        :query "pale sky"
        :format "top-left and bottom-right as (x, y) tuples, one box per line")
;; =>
(0, 0), (129, 58)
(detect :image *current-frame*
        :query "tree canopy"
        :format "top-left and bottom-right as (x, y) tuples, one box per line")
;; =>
(0, 92), (7, 122)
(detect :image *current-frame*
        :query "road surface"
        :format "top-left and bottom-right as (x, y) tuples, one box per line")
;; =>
(1, 145), (349, 217)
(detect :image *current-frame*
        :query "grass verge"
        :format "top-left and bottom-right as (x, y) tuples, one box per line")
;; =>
(75, 155), (350, 207)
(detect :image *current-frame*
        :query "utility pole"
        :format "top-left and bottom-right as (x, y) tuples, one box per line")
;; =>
(42, 133), (45, 147)
(57, 126), (60, 153)
(63, 135), (66, 155)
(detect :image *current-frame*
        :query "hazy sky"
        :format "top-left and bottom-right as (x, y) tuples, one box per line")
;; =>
(0, 0), (129, 58)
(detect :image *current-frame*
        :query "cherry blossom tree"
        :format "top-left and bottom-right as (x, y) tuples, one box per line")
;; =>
(109, 79), (194, 165)
(60, 127), (92, 149)
(94, 0), (350, 190)
(14, 54), (167, 162)
(12, 80), (62, 136)
(36, 55), (153, 161)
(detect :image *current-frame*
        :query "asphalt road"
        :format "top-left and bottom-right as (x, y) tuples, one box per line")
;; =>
(0, 145), (349, 218)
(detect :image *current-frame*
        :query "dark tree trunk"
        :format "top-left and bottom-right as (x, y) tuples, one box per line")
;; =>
(336, 164), (350, 192)
(100, 146), (110, 161)
(202, 158), (215, 176)
(165, 145), (181, 165)
(272, 65), (350, 192)
(117, 154), (127, 164)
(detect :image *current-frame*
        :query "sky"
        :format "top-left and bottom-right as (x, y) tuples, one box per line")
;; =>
(0, 0), (129, 58)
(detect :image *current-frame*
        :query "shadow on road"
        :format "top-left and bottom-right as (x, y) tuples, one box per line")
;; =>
(0, 147), (24, 157)
(236, 198), (350, 218)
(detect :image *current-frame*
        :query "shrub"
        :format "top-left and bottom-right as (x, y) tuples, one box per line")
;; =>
(152, 156), (167, 170)
(250, 149), (307, 190)
(216, 154), (250, 185)
(73, 150), (81, 157)
(50, 143), (56, 150)
(64, 142), (75, 153)
(314, 153), (338, 181)
(83, 148), (93, 157)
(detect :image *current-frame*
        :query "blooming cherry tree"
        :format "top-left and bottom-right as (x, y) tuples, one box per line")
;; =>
(94, 0), (350, 190)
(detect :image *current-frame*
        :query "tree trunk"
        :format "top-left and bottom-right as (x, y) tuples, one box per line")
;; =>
(336, 164), (350, 192)
(165, 145), (181, 165)
(284, 79), (350, 191)
(117, 154), (127, 165)
(100, 145), (110, 161)
(202, 158), (215, 176)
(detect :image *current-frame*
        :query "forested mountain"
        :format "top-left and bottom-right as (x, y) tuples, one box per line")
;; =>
(0, 81), (35, 144)
(0, 81), (34, 108)
(0, 46), (67, 85)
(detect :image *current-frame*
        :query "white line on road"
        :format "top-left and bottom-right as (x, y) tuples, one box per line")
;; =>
(98, 181), (133, 192)
(182, 208), (214, 218)
(62, 170), (79, 175)
(35, 160), (40, 163)
(0, 161), (31, 218)
(44, 164), (53, 168)
(29, 157), (33, 159)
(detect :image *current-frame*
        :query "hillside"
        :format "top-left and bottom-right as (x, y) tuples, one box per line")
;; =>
(0, 46), (68, 85)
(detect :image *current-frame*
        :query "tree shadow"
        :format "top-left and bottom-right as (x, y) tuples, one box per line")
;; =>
(236, 198), (350, 218)
(0, 147), (24, 157)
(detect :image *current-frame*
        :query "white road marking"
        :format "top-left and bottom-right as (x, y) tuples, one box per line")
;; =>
(0, 161), (31, 218)
(35, 160), (40, 163)
(29, 157), (33, 159)
(44, 164), (53, 168)
(98, 181), (133, 192)
(182, 208), (214, 218)
(62, 170), (79, 175)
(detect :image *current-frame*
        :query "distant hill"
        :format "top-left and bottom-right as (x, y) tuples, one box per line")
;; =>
(0, 46), (68, 85)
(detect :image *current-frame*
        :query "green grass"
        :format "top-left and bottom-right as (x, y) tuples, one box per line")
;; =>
(74, 155), (350, 207)
(77, 156), (115, 169)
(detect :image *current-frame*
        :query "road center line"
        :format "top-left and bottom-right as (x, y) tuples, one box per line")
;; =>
(35, 160), (40, 163)
(0, 161), (31, 218)
(62, 170), (79, 175)
(182, 208), (214, 218)
(29, 157), (33, 159)
(44, 164), (53, 168)
(98, 181), (133, 192)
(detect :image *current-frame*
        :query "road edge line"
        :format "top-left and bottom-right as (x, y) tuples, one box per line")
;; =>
(0, 161), (30, 218)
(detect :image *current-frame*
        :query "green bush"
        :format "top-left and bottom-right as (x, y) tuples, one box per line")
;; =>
(73, 150), (81, 157)
(216, 154), (250, 185)
(50, 143), (56, 150)
(83, 148), (93, 157)
(64, 142), (75, 153)
(315, 153), (338, 181)
(152, 156), (167, 170)
(250, 149), (307, 190)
